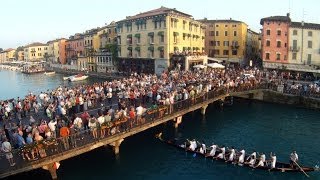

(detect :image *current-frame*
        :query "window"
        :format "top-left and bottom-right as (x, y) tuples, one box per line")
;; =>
(232, 50), (237, 55)
(215, 31), (219, 36)
(136, 37), (140, 44)
(293, 40), (297, 48)
(225, 25), (228, 27)
(266, 40), (270, 47)
(216, 24), (219, 27)
(183, 22), (186, 30)
(160, 50), (164, 58)
(214, 41), (220, 46)
(276, 53), (280, 60)
(150, 36), (154, 44)
(223, 50), (229, 55)
(266, 53), (270, 60)
(284, 43), (287, 48)
(223, 41), (229, 46)
(292, 53), (297, 60)
(308, 41), (312, 48)
(277, 30), (281, 36)
(214, 49), (220, 55)
(266, 29), (270, 35)
(209, 31), (215, 36)
(151, 50), (154, 58)
(209, 41), (214, 46)
(284, 55), (287, 60)
(233, 31), (237, 36)
(277, 41), (281, 48)
(232, 24), (237, 27)
(160, 35), (164, 43)
(307, 54), (312, 64)
(308, 31), (312, 37)
(154, 21), (157, 29)
(225, 31), (228, 36)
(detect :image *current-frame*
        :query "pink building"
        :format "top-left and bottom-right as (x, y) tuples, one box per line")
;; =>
(66, 34), (84, 64)
(260, 14), (290, 64)
(58, 39), (67, 64)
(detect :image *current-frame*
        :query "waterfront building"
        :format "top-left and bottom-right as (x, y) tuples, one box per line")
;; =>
(66, 34), (84, 65)
(246, 29), (261, 67)
(23, 42), (49, 62)
(96, 52), (115, 73)
(260, 14), (291, 65)
(288, 22), (320, 66)
(47, 39), (67, 64)
(0, 51), (7, 63)
(100, 21), (117, 47)
(200, 18), (248, 65)
(6, 49), (16, 61)
(116, 6), (206, 74)
(84, 29), (99, 72)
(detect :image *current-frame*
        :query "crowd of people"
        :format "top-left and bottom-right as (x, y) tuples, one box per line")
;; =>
(0, 67), (319, 168)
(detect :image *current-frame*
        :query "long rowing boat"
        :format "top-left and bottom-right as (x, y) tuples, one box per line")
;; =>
(155, 133), (315, 173)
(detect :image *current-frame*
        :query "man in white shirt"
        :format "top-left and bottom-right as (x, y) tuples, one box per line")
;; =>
(136, 104), (144, 125)
(73, 116), (83, 130)
(48, 119), (57, 138)
(1, 138), (15, 166)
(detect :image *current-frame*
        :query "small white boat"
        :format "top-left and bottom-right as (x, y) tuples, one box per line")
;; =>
(63, 74), (88, 81)
(44, 71), (55, 75)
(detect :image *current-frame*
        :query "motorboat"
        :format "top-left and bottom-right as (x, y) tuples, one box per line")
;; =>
(63, 74), (88, 82)
(44, 71), (55, 75)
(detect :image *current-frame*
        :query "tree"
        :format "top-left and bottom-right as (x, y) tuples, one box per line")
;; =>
(14, 46), (24, 60)
(0, 48), (3, 52)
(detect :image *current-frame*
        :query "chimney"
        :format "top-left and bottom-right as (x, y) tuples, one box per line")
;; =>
(286, 13), (290, 17)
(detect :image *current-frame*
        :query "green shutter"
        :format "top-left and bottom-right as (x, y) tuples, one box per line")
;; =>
(187, 34), (191, 37)
(135, 46), (140, 51)
(134, 34), (140, 38)
(148, 32), (154, 36)
(158, 31), (164, 36)
(148, 46), (154, 51)
(127, 34), (132, 38)
(158, 46), (164, 51)
(127, 46), (132, 50)
(173, 32), (179, 36)
(183, 47), (187, 51)
(183, 33), (187, 37)
(187, 47), (191, 50)
(174, 46), (179, 51)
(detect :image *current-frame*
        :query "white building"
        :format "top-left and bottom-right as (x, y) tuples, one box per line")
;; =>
(288, 22), (320, 66)
(96, 51), (115, 73)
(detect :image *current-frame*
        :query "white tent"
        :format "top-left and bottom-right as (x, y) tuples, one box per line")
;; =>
(207, 63), (225, 69)
(193, 64), (206, 69)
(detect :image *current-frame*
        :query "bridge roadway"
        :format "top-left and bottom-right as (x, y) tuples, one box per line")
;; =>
(0, 88), (263, 179)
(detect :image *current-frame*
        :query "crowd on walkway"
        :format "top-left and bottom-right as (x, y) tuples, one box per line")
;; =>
(0, 67), (319, 168)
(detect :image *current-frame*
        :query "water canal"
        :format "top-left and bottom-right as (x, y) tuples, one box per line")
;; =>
(1, 70), (319, 180)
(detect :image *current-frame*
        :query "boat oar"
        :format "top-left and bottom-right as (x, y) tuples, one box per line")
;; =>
(294, 161), (310, 178)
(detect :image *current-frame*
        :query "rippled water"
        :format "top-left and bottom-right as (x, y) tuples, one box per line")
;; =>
(0, 70), (103, 100)
(2, 70), (319, 180)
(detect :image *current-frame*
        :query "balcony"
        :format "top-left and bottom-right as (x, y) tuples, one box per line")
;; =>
(289, 46), (300, 52)
(231, 45), (239, 49)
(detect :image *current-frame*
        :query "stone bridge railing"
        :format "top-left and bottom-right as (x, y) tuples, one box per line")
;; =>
(0, 83), (272, 178)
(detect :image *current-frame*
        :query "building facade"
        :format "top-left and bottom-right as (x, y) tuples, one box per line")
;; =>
(24, 42), (49, 62)
(0, 51), (7, 63)
(260, 14), (290, 65)
(96, 52), (115, 73)
(17, 51), (24, 61)
(84, 29), (98, 71)
(66, 34), (84, 65)
(288, 22), (320, 66)
(6, 49), (16, 61)
(200, 19), (248, 65)
(47, 39), (67, 64)
(246, 29), (261, 67)
(100, 21), (118, 47)
(116, 6), (206, 74)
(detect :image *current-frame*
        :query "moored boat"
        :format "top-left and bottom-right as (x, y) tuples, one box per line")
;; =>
(44, 71), (55, 75)
(155, 133), (316, 173)
(63, 74), (88, 82)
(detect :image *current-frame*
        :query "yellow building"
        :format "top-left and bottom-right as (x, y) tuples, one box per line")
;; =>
(24, 42), (49, 62)
(116, 6), (206, 74)
(6, 49), (16, 61)
(18, 51), (24, 61)
(200, 19), (248, 65)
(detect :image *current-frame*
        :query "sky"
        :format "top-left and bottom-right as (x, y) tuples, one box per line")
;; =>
(0, 0), (319, 49)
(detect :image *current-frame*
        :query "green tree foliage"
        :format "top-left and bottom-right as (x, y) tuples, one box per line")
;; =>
(14, 46), (24, 60)
(0, 48), (3, 52)
(105, 43), (118, 66)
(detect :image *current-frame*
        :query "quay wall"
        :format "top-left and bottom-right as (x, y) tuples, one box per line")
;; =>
(236, 90), (320, 110)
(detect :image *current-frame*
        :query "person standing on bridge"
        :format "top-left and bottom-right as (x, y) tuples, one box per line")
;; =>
(1, 137), (15, 166)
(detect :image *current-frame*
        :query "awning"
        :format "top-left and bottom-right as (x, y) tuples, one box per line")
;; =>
(183, 47), (187, 51)
(173, 32), (179, 36)
(135, 47), (140, 51)
(148, 32), (154, 36)
(134, 34), (140, 38)
(127, 46), (132, 50)
(174, 46), (179, 51)
(158, 46), (164, 51)
(193, 64), (206, 69)
(148, 46), (154, 51)
(207, 57), (223, 63)
(187, 47), (191, 50)
(207, 63), (225, 69)
(158, 31), (164, 36)
(127, 34), (132, 38)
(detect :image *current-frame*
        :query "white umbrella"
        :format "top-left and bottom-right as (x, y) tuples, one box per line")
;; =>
(207, 63), (225, 69)
(193, 64), (206, 69)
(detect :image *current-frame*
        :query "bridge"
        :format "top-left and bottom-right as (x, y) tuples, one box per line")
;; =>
(0, 86), (269, 179)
